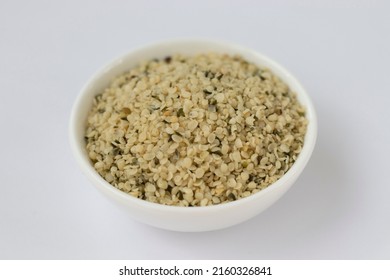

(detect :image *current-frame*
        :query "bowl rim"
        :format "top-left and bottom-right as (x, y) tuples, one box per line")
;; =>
(69, 38), (317, 213)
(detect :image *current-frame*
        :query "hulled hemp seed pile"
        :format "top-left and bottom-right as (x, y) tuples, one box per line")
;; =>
(85, 53), (307, 206)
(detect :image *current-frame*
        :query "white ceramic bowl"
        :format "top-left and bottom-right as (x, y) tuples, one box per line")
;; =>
(69, 39), (317, 232)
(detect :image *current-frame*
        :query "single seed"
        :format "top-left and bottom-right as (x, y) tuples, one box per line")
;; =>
(280, 143), (290, 153)
(227, 193), (236, 201)
(235, 138), (243, 148)
(195, 168), (205, 178)
(247, 182), (257, 189)
(145, 183), (156, 192)
(207, 133), (216, 143)
(221, 144), (229, 155)
(157, 178), (168, 189)
(241, 171), (249, 181)
(200, 198), (209, 206)
(171, 134), (181, 143)
(177, 108), (185, 117)
(232, 151), (241, 162)
(165, 127), (174, 134)
(182, 157), (192, 169)
(188, 120), (198, 131)
(260, 157), (268, 166)
(227, 178), (237, 188)
(215, 93), (225, 103)
(220, 163), (228, 174)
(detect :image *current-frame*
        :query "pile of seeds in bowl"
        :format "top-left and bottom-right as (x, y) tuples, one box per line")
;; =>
(85, 53), (307, 206)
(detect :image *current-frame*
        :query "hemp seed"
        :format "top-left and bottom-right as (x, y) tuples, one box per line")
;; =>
(85, 53), (307, 206)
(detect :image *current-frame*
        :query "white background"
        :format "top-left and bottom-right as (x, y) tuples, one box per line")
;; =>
(1, 0), (389, 259)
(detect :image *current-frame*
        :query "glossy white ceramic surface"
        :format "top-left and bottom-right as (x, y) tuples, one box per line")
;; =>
(69, 39), (317, 232)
